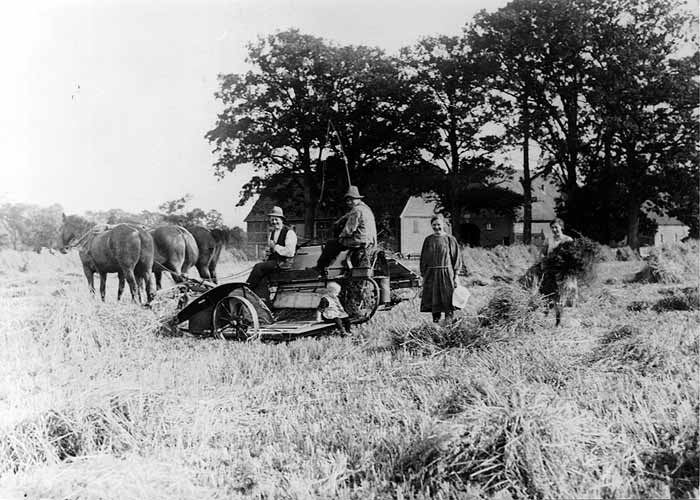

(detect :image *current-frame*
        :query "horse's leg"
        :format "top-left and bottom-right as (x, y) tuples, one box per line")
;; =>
(83, 265), (95, 296)
(143, 271), (155, 304)
(163, 262), (182, 284)
(117, 271), (125, 301)
(125, 269), (139, 303)
(196, 262), (211, 281)
(154, 269), (163, 290)
(208, 262), (218, 284)
(99, 272), (107, 302)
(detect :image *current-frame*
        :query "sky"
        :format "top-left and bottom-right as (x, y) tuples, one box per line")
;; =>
(1, 0), (512, 227)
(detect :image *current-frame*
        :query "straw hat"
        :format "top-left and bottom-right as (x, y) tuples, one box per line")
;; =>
(344, 185), (364, 199)
(266, 206), (285, 219)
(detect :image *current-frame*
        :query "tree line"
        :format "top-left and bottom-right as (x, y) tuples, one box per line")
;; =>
(0, 195), (246, 251)
(207, 0), (699, 248)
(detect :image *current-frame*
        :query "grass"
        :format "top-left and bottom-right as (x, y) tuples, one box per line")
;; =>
(0, 243), (698, 499)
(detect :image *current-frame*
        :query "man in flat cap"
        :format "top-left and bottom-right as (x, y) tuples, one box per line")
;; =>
(246, 206), (297, 300)
(315, 185), (377, 270)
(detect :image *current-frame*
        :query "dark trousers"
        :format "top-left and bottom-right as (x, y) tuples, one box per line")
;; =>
(247, 260), (280, 300)
(316, 240), (354, 269)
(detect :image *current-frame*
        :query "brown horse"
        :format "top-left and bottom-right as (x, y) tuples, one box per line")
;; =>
(187, 226), (227, 284)
(59, 215), (154, 303)
(150, 225), (199, 289)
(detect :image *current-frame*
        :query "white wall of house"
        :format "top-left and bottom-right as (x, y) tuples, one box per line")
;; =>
(655, 224), (689, 246)
(400, 217), (452, 257)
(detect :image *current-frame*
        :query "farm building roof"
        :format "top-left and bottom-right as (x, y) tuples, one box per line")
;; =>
(400, 195), (441, 218)
(244, 195), (339, 223)
(399, 177), (558, 222)
(647, 213), (687, 226)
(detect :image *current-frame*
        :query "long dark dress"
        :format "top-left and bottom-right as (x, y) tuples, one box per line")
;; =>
(419, 233), (461, 313)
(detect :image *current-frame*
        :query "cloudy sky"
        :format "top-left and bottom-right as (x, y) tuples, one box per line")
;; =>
(0, 0), (510, 226)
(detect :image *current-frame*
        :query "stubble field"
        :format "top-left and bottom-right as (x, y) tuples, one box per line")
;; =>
(0, 244), (697, 499)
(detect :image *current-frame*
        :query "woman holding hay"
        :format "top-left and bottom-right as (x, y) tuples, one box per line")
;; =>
(543, 218), (573, 256)
(419, 215), (461, 323)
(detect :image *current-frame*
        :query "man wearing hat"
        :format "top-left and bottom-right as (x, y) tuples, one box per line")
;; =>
(315, 185), (377, 270)
(246, 206), (297, 300)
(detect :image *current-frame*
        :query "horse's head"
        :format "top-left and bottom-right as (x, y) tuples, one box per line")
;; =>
(58, 213), (92, 253)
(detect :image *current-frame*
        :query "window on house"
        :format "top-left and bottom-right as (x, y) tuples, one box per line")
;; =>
(486, 223), (493, 231)
(660, 233), (664, 243)
(413, 220), (419, 233)
(675, 233), (679, 242)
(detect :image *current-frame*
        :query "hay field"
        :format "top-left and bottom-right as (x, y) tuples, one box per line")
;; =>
(0, 244), (697, 499)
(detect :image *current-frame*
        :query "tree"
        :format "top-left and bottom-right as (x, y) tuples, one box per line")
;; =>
(400, 35), (513, 229)
(208, 29), (440, 239)
(158, 195), (228, 230)
(470, 9), (553, 243)
(472, 0), (609, 232)
(0, 203), (63, 250)
(584, 0), (698, 247)
(207, 29), (335, 238)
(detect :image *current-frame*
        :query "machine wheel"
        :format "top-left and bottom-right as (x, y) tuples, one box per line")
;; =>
(340, 277), (380, 324)
(212, 295), (260, 340)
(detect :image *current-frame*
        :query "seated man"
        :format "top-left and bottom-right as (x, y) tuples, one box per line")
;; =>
(246, 206), (297, 300)
(315, 185), (377, 271)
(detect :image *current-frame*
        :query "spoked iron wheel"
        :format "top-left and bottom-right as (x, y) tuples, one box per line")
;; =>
(211, 295), (260, 340)
(340, 277), (380, 324)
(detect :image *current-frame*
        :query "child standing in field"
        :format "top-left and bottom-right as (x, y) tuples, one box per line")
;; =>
(317, 281), (351, 336)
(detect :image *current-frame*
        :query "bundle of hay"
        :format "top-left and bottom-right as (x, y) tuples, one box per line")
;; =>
(596, 245), (617, 262)
(629, 253), (683, 284)
(600, 324), (641, 345)
(590, 330), (669, 375)
(615, 246), (640, 261)
(477, 284), (543, 335)
(390, 285), (542, 353)
(652, 287), (700, 312)
(539, 238), (599, 301)
(543, 238), (599, 283)
(389, 320), (481, 354)
(393, 385), (616, 499)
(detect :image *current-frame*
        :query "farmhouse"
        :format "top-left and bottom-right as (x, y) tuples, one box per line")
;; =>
(399, 196), (451, 257)
(648, 213), (689, 246)
(399, 179), (558, 253)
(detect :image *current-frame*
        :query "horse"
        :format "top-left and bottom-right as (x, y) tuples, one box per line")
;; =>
(59, 214), (155, 303)
(187, 226), (227, 284)
(150, 225), (199, 289)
